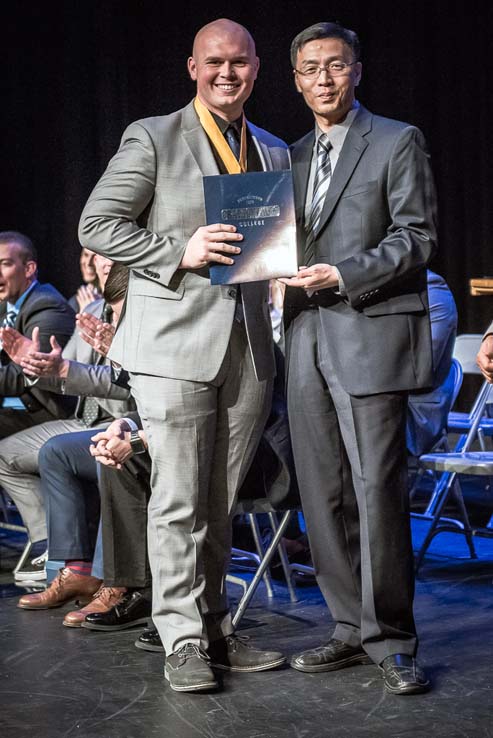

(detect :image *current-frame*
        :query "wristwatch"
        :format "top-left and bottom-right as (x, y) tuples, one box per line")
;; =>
(129, 429), (146, 455)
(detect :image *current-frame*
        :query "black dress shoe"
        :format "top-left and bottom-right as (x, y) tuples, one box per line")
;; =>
(135, 627), (165, 653)
(208, 634), (286, 672)
(380, 654), (430, 695)
(291, 638), (372, 673)
(81, 590), (151, 631)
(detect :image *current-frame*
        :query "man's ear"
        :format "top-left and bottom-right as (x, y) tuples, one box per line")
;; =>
(354, 61), (363, 87)
(293, 70), (302, 94)
(24, 260), (37, 280)
(187, 56), (197, 81)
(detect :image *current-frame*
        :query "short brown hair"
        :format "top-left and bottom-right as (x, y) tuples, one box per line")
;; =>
(0, 230), (38, 264)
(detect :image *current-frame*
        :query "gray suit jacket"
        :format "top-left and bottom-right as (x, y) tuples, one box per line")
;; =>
(79, 101), (290, 383)
(37, 299), (135, 420)
(285, 105), (437, 395)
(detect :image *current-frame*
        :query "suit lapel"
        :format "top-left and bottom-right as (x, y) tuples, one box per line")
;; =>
(315, 106), (372, 234)
(180, 101), (220, 176)
(291, 132), (314, 227)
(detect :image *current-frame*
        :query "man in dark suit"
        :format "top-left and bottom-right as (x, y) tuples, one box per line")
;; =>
(281, 22), (437, 694)
(0, 257), (133, 572)
(0, 231), (76, 437)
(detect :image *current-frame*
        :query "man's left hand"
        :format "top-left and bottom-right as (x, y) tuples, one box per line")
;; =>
(77, 312), (115, 357)
(477, 334), (493, 383)
(89, 417), (147, 469)
(279, 264), (339, 291)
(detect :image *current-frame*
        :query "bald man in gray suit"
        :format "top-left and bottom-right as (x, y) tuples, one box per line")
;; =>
(79, 19), (289, 692)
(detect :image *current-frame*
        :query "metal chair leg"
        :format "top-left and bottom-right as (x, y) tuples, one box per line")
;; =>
(267, 511), (298, 603)
(232, 510), (294, 628)
(248, 513), (274, 598)
(12, 538), (33, 574)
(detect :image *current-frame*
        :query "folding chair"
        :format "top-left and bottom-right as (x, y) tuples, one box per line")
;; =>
(447, 334), (493, 448)
(0, 487), (33, 573)
(408, 357), (463, 500)
(413, 369), (493, 571)
(227, 498), (300, 627)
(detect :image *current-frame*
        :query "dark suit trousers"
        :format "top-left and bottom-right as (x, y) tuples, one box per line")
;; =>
(38, 430), (100, 560)
(98, 454), (152, 588)
(286, 310), (416, 664)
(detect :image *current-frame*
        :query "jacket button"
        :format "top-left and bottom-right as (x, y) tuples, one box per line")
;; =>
(228, 289), (237, 299)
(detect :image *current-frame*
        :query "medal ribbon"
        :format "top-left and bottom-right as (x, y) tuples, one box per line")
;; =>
(193, 96), (247, 173)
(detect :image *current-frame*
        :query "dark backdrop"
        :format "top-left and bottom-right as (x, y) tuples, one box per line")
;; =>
(2, 0), (492, 334)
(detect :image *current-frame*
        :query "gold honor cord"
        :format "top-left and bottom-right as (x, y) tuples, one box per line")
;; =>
(193, 96), (247, 174)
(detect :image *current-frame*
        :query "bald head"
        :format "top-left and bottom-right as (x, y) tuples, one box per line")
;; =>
(192, 19), (256, 58)
(188, 18), (259, 122)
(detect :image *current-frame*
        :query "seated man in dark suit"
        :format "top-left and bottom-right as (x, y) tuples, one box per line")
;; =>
(0, 230), (76, 437)
(0, 259), (133, 580)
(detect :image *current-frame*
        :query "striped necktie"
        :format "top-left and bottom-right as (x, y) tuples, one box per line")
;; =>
(0, 309), (17, 351)
(304, 134), (332, 264)
(2, 309), (17, 328)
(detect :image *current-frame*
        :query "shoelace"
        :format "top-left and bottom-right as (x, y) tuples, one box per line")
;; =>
(177, 643), (210, 661)
(49, 567), (71, 594)
(90, 585), (125, 605)
(225, 634), (250, 651)
(30, 550), (48, 566)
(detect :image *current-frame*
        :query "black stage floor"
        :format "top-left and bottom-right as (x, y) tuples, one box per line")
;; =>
(1, 519), (493, 738)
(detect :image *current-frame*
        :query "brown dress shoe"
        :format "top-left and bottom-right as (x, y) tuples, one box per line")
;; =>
(63, 585), (127, 627)
(17, 568), (102, 610)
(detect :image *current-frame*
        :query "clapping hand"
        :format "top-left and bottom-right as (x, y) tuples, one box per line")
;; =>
(77, 312), (115, 357)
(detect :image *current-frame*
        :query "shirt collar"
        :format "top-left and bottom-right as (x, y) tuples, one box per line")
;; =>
(7, 279), (38, 315)
(315, 100), (360, 154)
(210, 111), (243, 136)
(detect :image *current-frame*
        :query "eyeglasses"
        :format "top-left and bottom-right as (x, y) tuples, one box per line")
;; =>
(294, 61), (358, 79)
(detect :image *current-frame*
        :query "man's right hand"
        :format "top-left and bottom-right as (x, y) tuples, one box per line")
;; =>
(0, 326), (35, 365)
(179, 224), (242, 269)
(477, 334), (493, 383)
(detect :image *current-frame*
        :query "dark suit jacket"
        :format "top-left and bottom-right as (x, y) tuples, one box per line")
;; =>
(285, 105), (437, 396)
(0, 282), (76, 418)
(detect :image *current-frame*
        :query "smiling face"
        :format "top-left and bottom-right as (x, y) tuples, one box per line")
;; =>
(294, 37), (362, 130)
(79, 248), (97, 284)
(187, 19), (259, 122)
(93, 254), (114, 290)
(0, 241), (37, 304)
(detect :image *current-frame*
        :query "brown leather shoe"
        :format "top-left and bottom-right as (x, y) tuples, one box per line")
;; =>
(17, 568), (102, 610)
(63, 585), (127, 627)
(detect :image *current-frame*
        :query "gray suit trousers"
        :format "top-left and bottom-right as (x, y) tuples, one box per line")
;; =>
(287, 310), (416, 664)
(129, 320), (272, 655)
